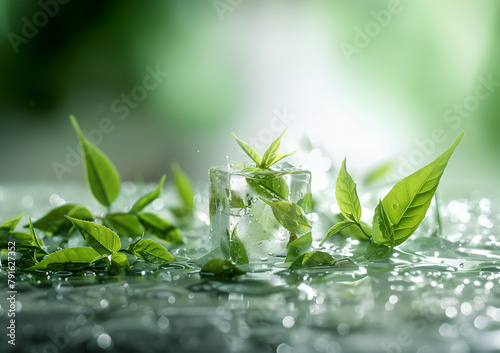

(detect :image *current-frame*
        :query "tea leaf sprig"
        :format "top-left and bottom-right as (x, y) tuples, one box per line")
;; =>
(232, 129), (296, 169)
(320, 133), (465, 260)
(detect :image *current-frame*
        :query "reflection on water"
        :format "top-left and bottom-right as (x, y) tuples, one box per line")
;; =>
(0, 184), (499, 353)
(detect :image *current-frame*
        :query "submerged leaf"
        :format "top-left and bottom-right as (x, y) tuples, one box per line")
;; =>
(70, 115), (121, 206)
(285, 232), (312, 263)
(246, 176), (289, 200)
(297, 193), (313, 214)
(373, 133), (464, 246)
(364, 243), (393, 260)
(200, 258), (246, 277)
(66, 217), (121, 255)
(260, 198), (311, 234)
(336, 158), (362, 223)
(228, 226), (249, 265)
(109, 252), (130, 275)
(26, 247), (102, 271)
(130, 175), (166, 213)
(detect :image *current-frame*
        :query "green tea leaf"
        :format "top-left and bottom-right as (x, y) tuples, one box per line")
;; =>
(138, 213), (183, 244)
(70, 115), (121, 206)
(319, 221), (356, 246)
(285, 232), (312, 263)
(228, 225), (249, 265)
(28, 217), (48, 254)
(290, 251), (334, 270)
(26, 247), (103, 271)
(109, 252), (130, 275)
(246, 176), (289, 200)
(373, 133), (464, 246)
(104, 213), (144, 238)
(126, 239), (176, 263)
(31, 204), (93, 236)
(336, 158), (362, 223)
(0, 213), (24, 231)
(261, 129), (297, 168)
(171, 162), (194, 212)
(200, 258), (245, 277)
(297, 193), (313, 214)
(232, 132), (262, 166)
(376, 201), (395, 247)
(66, 217), (121, 255)
(364, 242), (393, 260)
(260, 198), (311, 235)
(130, 175), (166, 213)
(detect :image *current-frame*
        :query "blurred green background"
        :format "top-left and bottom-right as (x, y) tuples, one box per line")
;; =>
(1, 0), (499, 194)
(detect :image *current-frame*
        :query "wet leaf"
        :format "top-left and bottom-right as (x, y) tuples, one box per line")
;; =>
(319, 221), (356, 246)
(70, 115), (121, 206)
(66, 217), (121, 255)
(246, 175), (289, 200)
(297, 193), (313, 214)
(171, 162), (195, 213)
(26, 247), (103, 271)
(0, 213), (24, 231)
(290, 251), (334, 270)
(104, 213), (144, 238)
(130, 175), (166, 213)
(109, 252), (130, 275)
(285, 232), (312, 263)
(126, 239), (176, 263)
(373, 133), (464, 246)
(336, 157), (362, 223)
(31, 204), (93, 236)
(260, 198), (311, 234)
(261, 129), (296, 168)
(364, 242), (393, 260)
(138, 213), (183, 244)
(200, 258), (245, 277)
(228, 226), (249, 265)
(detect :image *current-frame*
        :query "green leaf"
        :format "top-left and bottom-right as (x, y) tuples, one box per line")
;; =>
(26, 247), (103, 271)
(319, 220), (356, 246)
(364, 242), (393, 260)
(200, 258), (245, 277)
(0, 213), (24, 231)
(70, 115), (121, 206)
(109, 252), (130, 275)
(130, 175), (166, 213)
(126, 239), (176, 263)
(285, 232), (312, 263)
(228, 225), (249, 265)
(246, 176), (289, 200)
(336, 158), (362, 223)
(290, 251), (334, 270)
(297, 193), (313, 214)
(171, 162), (194, 212)
(66, 217), (121, 255)
(363, 160), (395, 185)
(31, 204), (93, 236)
(28, 217), (48, 254)
(103, 213), (144, 238)
(232, 132), (262, 166)
(376, 201), (396, 247)
(138, 213), (183, 244)
(260, 198), (311, 234)
(260, 129), (296, 168)
(373, 133), (464, 246)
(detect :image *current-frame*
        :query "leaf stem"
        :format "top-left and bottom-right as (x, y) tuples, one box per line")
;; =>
(355, 222), (372, 240)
